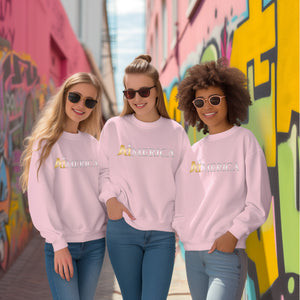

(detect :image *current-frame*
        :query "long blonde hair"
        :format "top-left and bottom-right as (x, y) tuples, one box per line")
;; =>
(20, 72), (102, 192)
(120, 54), (170, 118)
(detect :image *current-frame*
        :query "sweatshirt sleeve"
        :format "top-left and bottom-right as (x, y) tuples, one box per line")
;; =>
(229, 146), (272, 240)
(173, 129), (194, 235)
(98, 122), (120, 203)
(28, 148), (68, 251)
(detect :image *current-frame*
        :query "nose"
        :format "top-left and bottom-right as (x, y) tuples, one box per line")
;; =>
(204, 99), (211, 107)
(134, 93), (143, 102)
(77, 97), (86, 107)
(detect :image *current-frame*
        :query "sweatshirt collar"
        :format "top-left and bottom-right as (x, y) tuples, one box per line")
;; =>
(205, 126), (239, 142)
(129, 114), (163, 129)
(62, 130), (83, 140)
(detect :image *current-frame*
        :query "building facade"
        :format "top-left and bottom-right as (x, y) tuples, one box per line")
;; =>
(146, 0), (299, 299)
(61, 0), (118, 118)
(0, 0), (115, 275)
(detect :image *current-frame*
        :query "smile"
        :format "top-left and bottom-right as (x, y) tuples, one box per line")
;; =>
(203, 112), (216, 117)
(72, 108), (84, 115)
(135, 104), (146, 108)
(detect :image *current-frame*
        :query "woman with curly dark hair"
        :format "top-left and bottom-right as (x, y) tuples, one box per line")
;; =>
(173, 58), (271, 300)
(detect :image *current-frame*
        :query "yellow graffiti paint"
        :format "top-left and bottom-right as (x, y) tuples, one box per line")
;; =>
(247, 199), (278, 295)
(231, 1), (277, 167)
(164, 86), (181, 123)
(230, 0), (279, 292)
(277, 0), (299, 133)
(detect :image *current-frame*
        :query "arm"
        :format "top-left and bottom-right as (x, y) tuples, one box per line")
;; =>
(98, 124), (134, 220)
(229, 148), (272, 240)
(28, 149), (73, 279)
(54, 247), (73, 281)
(173, 129), (194, 236)
(28, 149), (67, 250)
(211, 147), (272, 253)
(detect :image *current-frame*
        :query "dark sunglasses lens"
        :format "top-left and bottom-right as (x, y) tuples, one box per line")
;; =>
(123, 90), (135, 99)
(210, 96), (221, 105)
(138, 88), (151, 97)
(85, 99), (97, 109)
(68, 92), (81, 103)
(194, 99), (204, 108)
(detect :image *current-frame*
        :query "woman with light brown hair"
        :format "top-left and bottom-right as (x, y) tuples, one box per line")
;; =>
(20, 72), (106, 300)
(98, 54), (191, 300)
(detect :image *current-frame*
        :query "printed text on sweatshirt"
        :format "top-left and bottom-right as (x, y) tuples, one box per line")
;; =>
(99, 115), (191, 232)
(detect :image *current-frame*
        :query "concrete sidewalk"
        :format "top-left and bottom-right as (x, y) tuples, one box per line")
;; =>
(0, 230), (191, 299)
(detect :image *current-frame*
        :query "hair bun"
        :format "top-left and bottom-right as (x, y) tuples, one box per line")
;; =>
(135, 54), (152, 63)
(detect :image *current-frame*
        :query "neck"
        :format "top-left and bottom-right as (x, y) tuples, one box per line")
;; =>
(64, 119), (79, 133)
(209, 124), (233, 135)
(134, 111), (160, 123)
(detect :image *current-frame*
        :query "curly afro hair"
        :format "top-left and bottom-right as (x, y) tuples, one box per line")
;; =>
(177, 57), (251, 134)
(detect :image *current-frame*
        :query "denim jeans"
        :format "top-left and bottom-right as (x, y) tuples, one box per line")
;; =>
(107, 218), (175, 300)
(185, 249), (247, 300)
(45, 238), (105, 300)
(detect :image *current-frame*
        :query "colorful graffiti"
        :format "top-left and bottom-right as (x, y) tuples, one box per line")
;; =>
(0, 43), (51, 274)
(163, 0), (299, 298)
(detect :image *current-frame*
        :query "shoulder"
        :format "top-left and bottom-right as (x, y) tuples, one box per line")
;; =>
(161, 118), (186, 132)
(192, 138), (203, 151)
(79, 131), (99, 144)
(102, 116), (126, 130)
(234, 127), (264, 155)
(235, 126), (259, 144)
(235, 126), (255, 137)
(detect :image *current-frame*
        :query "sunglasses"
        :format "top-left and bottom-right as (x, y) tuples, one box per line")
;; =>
(192, 95), (226, 108)
(67, 92), (98, 109)
(123, 86), (156, 100)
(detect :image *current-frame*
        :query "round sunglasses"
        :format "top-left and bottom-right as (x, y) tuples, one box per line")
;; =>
(123, 86), (156, 100)
(67, 92), (98, 109)
(192, 95), (226, 108)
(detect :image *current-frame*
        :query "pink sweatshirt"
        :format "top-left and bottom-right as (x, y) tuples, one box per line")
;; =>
(99, 114), (191, 232)
(28, 131), (107, 251)
(173, 126), (272, 250)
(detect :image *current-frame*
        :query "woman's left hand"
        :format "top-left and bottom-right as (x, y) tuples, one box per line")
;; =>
(208, 231), (238, 253)
(54, 247), (74, 281)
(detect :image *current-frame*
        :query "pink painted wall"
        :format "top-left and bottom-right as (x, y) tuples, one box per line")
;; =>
(3, 0), (91, 85)
(0, 0), (93, 275)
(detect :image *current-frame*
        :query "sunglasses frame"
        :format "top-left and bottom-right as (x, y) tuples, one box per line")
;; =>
(67, 92), (98, 109)
(192, 95), (226, 108)
(123, 85), (156, 100)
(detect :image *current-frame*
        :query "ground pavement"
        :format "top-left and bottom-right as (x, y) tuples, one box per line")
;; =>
(0, 229), (191, 300)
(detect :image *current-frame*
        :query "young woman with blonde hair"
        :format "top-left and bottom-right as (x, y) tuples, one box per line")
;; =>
(20, 72), (106, 300)
(99, 55), (191, 300)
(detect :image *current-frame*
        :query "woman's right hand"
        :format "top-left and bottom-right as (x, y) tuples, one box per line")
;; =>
(54, 247), (73, 281)
(106, 197), (135, 220)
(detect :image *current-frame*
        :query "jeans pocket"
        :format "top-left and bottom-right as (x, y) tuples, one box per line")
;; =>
(108, 217), (124, 222)
(215, 249), (237, 256)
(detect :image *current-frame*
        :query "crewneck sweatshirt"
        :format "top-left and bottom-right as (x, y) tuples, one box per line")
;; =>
(99, 114), (191, 232)
(28, 131), (107, 251)
(173, 126), (272, 250)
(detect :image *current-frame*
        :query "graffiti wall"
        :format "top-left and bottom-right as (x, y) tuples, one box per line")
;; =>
(155, 0), (299, 298)
(0, 0), (93, 275)
(0, 45), (48, 272)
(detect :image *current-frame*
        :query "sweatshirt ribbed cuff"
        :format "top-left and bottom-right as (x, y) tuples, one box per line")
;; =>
(52, 238), (68, 252)
(99, 191), (118, 204)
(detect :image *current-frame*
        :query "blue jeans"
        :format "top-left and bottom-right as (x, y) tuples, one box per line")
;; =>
(45, 238), (105, 300)
(185, 249), (248, 300)
(107, 218), (175, 300)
